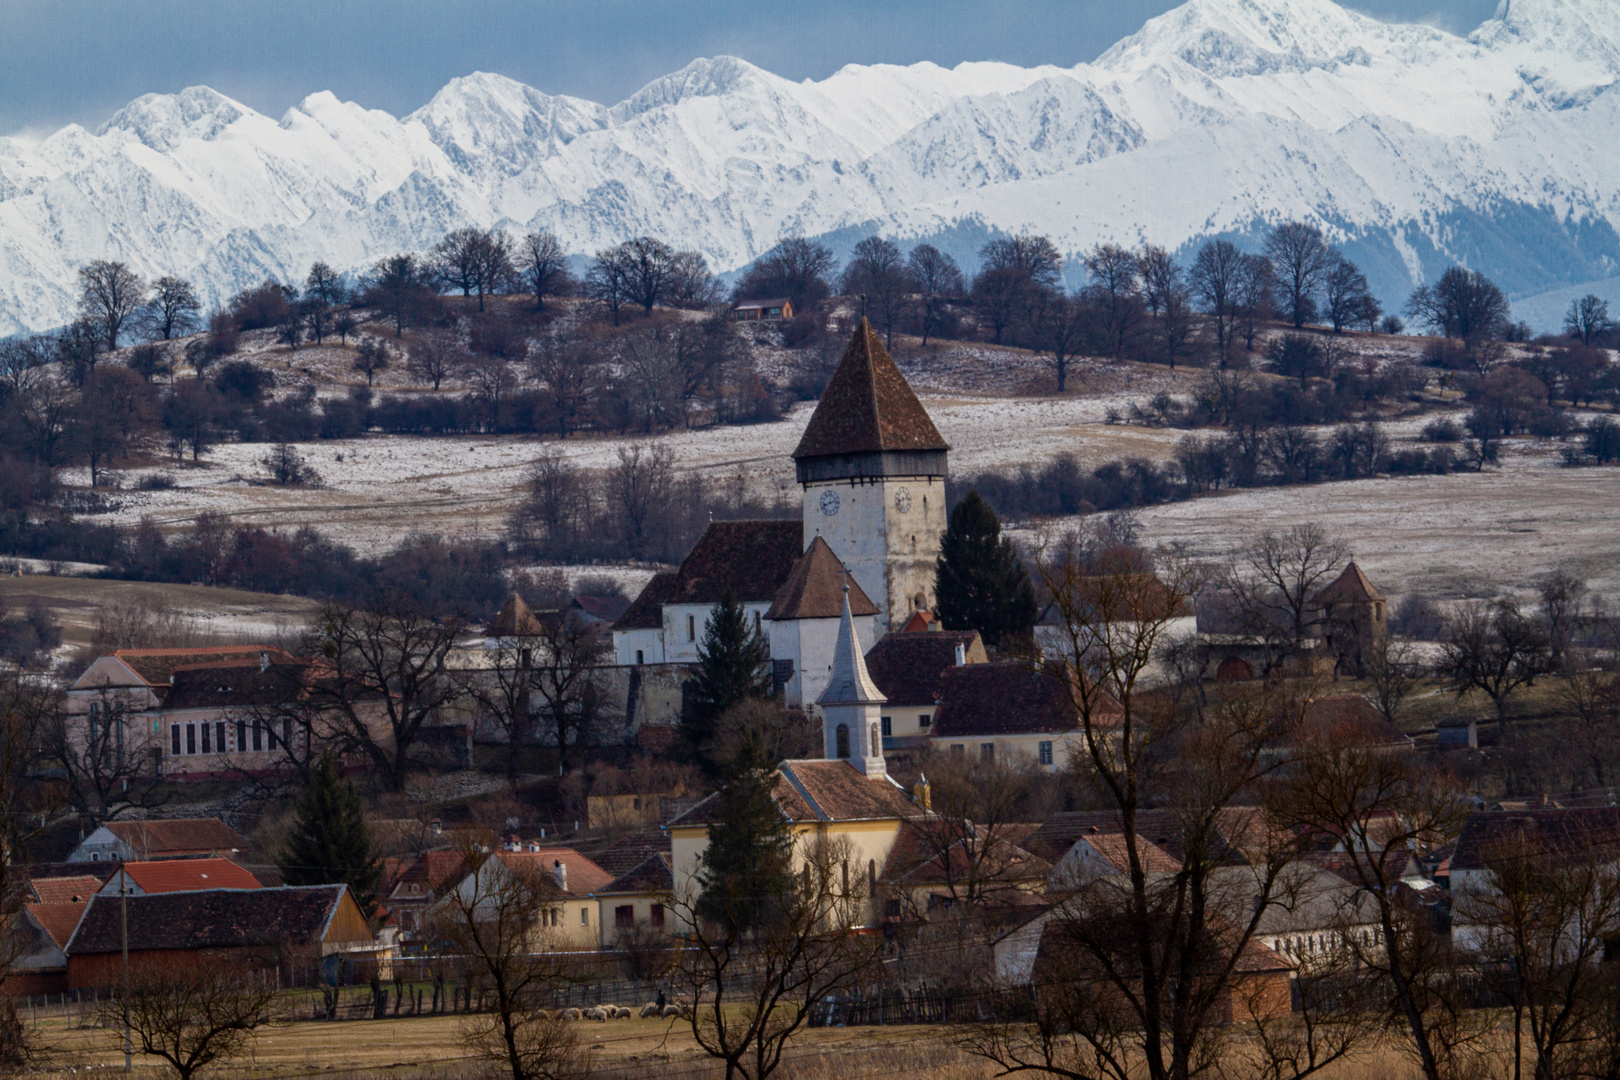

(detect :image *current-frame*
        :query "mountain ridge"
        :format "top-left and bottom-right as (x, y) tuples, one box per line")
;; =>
(2, 0), (1619, 336)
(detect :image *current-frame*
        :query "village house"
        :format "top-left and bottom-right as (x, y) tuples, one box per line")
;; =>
(732, 297), (793, 321)
(876, 816), (1050, 919)
(1200, 561), (1389, 682)
(8, 901), (88, 995)
(595, 853), (674, 946)
(64, 884), (385, 988)
(97, 857), (261, 896)
(383, 849), (469, 941)
(930, 662), (1118, 771)
(68, 818), (249, 864)
(1449, 808), (1620, 953)
(863, 628), (987, 750)
(441, 848), (614, 951)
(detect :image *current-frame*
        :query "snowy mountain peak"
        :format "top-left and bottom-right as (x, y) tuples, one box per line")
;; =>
(1474, 0), (1620, 71)
(610, 55), (777, 120)
(96, 85), (250, 150)
(1095, 0), (1445, 76)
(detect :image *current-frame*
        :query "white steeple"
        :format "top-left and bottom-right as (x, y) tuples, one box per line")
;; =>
(819, 584), (887, 776)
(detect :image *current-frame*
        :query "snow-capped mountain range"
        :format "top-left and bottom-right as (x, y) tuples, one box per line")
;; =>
(3, 0), (1620, 337)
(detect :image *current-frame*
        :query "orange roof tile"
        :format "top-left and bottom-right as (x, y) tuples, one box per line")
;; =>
(118, 858), (261, 894)
(29, 875), (104, 904)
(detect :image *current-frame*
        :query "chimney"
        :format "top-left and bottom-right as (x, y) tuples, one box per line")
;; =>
(954, 642), (966, 666)
(430, 820), (442, 836)
(259, 651), (269, 672)
(504, 834), (520, 852)
(913, 775), (932, 813)
(553, 859), (568, 892)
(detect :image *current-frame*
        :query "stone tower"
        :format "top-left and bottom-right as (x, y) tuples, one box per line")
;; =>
(792, 318), (950, 634)
(1314, 561), (1389, 678)
(818, 587), (887, 777)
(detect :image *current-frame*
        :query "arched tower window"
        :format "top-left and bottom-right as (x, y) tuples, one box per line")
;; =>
(835, 724), (850, 759)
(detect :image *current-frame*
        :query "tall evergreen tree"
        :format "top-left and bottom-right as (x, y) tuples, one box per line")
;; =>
(280, 752), (381, 916)
(682, 589), (773, 769)
(695, 767), (795, 935)
(935, 490), (1038, 649)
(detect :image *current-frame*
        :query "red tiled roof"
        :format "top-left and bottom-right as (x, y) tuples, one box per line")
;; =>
(879, 820), (1049, 886)
(598, 853), (673, 895)
(1276, 695), (1411, 750)
(101, 819), (249, 858)
(495, 850), (615, 895)
(1080, 833), (1182, 876)
(672, 760), (922, 827)
(117, 858), (262, 894)
(766, 537), (879, 621)
(109, 647), (292, 687)
(1312, 562), (1386, 606)
(614, 572), (679, 630)
(792, 319), (948, 460)
(29, 876), (103, 904)
(933, 662), (1116, 737)
(863, 631), (984, 707)
(1453, 809), (1620, 872)
(27, 902), (87, 948)
(389, 850), (470, 899)
(487, 594), (546, 637)
(163, 660), (316, 710)
(67, 885), (360, 955)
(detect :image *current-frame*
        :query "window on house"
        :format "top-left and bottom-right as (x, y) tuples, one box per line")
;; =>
(267, 720), (278, 750)
(236, 720), (246, 753)
(835, 724), (850, 759)
(868, 859), (876, 891)
(650, 904), (665, 927)
(884, 898), (901, 918)
(251, 720), (262, 752)
(282, 718), (292, 749)
(980, 742), (994, 761)
(580, 907), (589, 926)
(215, 722), (226, 756)
(918, 713), (931, 729)
(881, 716), (892, 737)
(170, 725), (181, 756)
(687, 615), (696, 642)
(1038, 741), (1053, 766)
(186, 724), (197, 755)
(200, 723), (211, 754)
(753, 612), (761, 634)
(636, 650), (644, 665)
(615, 905), (634, 928)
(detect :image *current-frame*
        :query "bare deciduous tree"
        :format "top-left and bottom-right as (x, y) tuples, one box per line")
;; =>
(1438, 599), (1553, 734)
(78, 259), (147, 350)
(143, 276), (202, 341)
(1224, 525), (1348, 669)
(1265, 221), (1333, 329)
(519, 231), (573, 311)
(407, 328), (463, 391)
(98, 959), (281, 1080)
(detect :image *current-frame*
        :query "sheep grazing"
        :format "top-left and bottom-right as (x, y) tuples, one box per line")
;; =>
(583, 1006), (609, 1022)
(613, 1007), (632, 1019)
(534, 1009), (553, 1020)
(639, 1003), (660, 1019)
(559, 1008), (581, 1022)
(662, 1005), (681, 1018)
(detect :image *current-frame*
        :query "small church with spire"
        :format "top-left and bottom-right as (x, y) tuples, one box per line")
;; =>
(612, 317), (949, 772)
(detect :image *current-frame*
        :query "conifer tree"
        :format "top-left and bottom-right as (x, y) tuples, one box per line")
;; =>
(280, 752), (381, 916)
(683, 589), (773, 769)
(695, 767), (794, 934)
(935, 489), (1038, 649)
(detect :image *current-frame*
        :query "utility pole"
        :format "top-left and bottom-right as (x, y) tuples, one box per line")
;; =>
(120, 866), (130, 1072)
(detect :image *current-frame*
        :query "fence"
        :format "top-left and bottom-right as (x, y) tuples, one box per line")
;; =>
(809, 986), (980, 1028)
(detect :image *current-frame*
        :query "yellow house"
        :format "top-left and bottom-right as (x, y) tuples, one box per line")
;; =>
(595, 853), (673, 947)
(444, 848), (613, 951)
(669, 593), (927, 927)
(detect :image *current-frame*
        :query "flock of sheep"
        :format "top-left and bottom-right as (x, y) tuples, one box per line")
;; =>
(544, 1002), (690, 1021)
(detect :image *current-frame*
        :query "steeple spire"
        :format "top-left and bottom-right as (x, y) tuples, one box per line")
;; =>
(819, 585), (885, 707)
(819, 583), (888, 778)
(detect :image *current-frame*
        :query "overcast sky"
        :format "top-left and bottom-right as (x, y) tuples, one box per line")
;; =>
(0, 0), (1503, 138)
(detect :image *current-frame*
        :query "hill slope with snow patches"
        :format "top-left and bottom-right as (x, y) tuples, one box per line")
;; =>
(2, 0), (1619, 335)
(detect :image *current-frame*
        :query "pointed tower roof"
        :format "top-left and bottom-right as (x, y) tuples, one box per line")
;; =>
(1313, 562), (1386, 606)
(487, 594), (545, 637)
(818, 588), (887, 706)
(766, 537), (881, 621)
(793, 318), (949, 461)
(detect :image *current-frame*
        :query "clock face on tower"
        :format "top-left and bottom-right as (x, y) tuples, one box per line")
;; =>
(819, 490), (841, 516)
(894, 487), (912, 513)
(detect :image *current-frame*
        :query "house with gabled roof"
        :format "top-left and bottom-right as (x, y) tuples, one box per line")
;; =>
(930, 661), (1120, 771)
(595, 852), (674, 946)
(863, 627), (986, 748)
(64, 884), (383, 988)
(441, 849), (614, 951)
(97, 857), (261, 896)
(68, 818), (249, 865)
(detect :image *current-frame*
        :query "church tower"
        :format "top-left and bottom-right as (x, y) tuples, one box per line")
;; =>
(792, 319), (950, 633)
(818, 587), (887, 777)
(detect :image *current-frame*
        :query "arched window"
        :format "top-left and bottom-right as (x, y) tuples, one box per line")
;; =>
(870, 723), (881, 757)
(835, 724), (850, 759)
